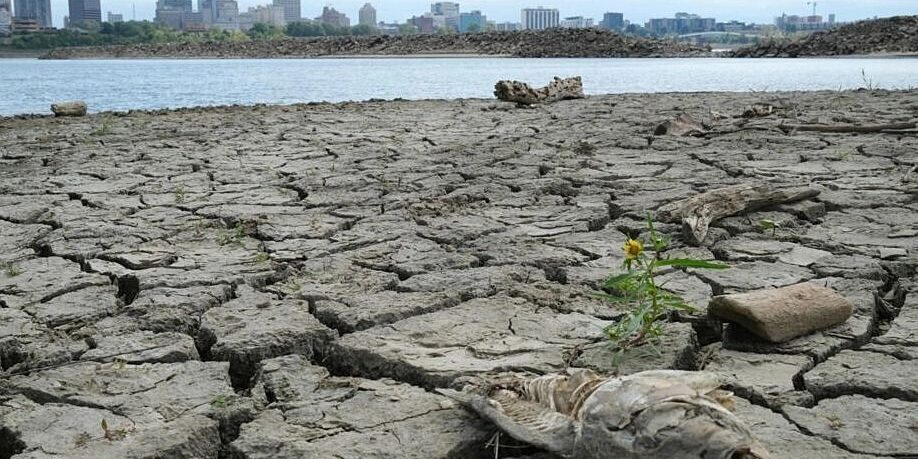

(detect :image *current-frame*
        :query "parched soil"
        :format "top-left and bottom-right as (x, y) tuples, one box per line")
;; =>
(0, 90), (917, 458)
(733, 14), (918, 57)
(41, 28), (709, 59)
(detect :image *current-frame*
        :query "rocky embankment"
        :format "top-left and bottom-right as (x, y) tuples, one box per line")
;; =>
(1, 90), (917, 458)
(41, 28), (709, 59)
(733, 14), (918, 57)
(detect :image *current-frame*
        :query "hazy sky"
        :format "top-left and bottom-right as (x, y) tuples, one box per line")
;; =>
(48, 0), (917, 30)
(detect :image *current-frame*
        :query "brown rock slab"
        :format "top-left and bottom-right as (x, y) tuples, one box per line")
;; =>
(709, 282), (853, 343)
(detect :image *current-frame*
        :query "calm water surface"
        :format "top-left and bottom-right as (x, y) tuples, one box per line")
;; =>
(1, 57), (917, 115)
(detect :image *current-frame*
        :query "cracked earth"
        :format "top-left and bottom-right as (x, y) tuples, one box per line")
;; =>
(0, 90), (916, 458)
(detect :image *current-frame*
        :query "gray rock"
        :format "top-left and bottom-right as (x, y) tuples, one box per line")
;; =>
(314, 291), (460, 333)
(731, 397), (884, 459)
(81, 331), (200, 364)
(330, 295), (609, 388)
(0, 257), (110, 310)
(51, 100), (88, 117)
(572, 322), (697, 375)
(703, 348), (814, 408)
(197, 298), (338, 387)
(692, 261), (815, 295)
(803, 350), (918, 401)
(232, 354), (491, 459)
(783, 395), (918, 456)
(709, 282), (853, 343)
(878, 247), (907, 260)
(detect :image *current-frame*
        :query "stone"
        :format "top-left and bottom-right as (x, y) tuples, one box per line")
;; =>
(709, 282), (854, 343)
(313, 291), (460, 333)
(0, 257), (110, 310)
(572, 322), (697, 375)
(197, 298), (338, 387)
(878, 247), (907, 260)
(703, 348), (814, 408)
(692, 261), (815, 295)
(51, 100), (88, 117)
(232, 355), (491, 459)
(329, 295), (609, 389)
(731, 397), (883, 459)
(803, 350), (918, 401)
(81, 331), (200, 364)
(783, 395), (918, 456)
(494, 76), (585, 105)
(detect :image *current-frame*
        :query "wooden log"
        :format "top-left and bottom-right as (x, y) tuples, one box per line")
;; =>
(653, 114), (706, 136)
(494, 76), (585, 105)
(51, 101), (88, 117)
(779, 121), (916, 134)
(656, 183), (820, 245)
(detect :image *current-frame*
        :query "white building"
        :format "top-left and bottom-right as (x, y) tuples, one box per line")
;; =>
(560, 16), (593, 28)
(271, 0), (297, 24)
(521, 7), (558, 30)
(239, 3), (283, 30)
(494, 21), (521, 32)
(106, 11), (123, 22)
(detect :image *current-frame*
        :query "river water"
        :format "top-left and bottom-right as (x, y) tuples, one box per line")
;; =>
(1, 57), (917, 115)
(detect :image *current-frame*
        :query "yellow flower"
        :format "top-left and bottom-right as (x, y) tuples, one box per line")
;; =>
(623, 239), (643, 260)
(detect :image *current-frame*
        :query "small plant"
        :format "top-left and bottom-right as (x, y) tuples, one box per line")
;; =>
(759, 219), (779, 236)
(91, 116), (114, 136)
(74, 432), (92, 447)
(254, 251), (270, 264)
(601, 216), (728, 355)
(216, 223), (247, 246)
(211, 394), (232, 407)
(825, 414), (845, 430)
(860, 68), (877, 90)
(100, 419), (127, 441)
(174, 186), (186, 203)
(3, 262), (22, 277)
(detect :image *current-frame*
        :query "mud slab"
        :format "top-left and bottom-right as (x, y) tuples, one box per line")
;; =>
(0, 90), (916, 458)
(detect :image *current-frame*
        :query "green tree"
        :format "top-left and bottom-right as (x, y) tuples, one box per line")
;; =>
(466, 23), (481, 33)
(350, 23), (375, 36)
(398, 23), (418, 35)
(247, 22), (284, 40)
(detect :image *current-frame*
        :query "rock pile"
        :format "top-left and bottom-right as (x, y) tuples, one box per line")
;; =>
(733, 15), (918, 57)
(42, 28), (710, 59)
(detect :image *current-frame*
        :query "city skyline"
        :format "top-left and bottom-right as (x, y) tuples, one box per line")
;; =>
(22, 0), (918, 30)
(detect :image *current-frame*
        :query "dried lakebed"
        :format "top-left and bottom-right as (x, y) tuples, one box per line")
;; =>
(0, 90), (916, 458)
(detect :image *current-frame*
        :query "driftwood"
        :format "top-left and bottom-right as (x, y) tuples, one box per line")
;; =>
(440, 369), (769, 459)
(656, 183), (820, 245)
(51, 101), (88, 117)
(494, 76), (585, 105)
(653, 114), (706, 136)
(779, 121), (916, 134)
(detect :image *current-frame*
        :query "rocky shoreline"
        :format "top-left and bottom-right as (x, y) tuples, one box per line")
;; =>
(40, 28), (710, 59)
(1, 90), (917, 458)
(733, 15), (918, 57)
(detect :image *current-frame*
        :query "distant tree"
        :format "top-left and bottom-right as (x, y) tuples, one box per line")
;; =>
(100, 22), (114, 34)
(350, 23), (374, 36)
(285, 21), (325, 37)
(466, 23), (481, 33)
(398, 23), (418, 35)
(247, 22), (283, 40)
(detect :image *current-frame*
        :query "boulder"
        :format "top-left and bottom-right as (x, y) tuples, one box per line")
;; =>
(51, 100), (88, 117)
(709, 282), (853, 343)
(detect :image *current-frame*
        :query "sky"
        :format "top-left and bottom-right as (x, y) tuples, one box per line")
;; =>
(47, 0), (918, 30)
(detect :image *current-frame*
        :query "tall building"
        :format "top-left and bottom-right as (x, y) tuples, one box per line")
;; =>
(521, 7), (558, 30)
(238, 3), (283, 30)
(458, 10), (484, 32)
(494, 21), (521, 32)
(0, 0), (12, 35)
(647, 12), (715, 35)
(358, 3), (375, 27)
(317, 6), (348, 28)
(155, 0), (190, 29)
(106, 11), (122, 22)
(601, 12), (623, 30)
(13, 0), (52, 28)
(68, 0), (102, 26)
(271, 0), (297, 24)
(430, 2), (458, 30)
(213, 0), (239, 29)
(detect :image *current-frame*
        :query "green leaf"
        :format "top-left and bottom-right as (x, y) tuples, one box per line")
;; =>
(654, 258), (729, 269)
(603, 272), (639, 289)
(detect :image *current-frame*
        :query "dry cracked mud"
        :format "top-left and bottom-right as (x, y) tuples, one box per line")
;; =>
(0, 89), (916, 458)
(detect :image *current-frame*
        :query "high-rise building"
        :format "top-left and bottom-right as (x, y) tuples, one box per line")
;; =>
(521, 7), (558, 30)
(238, 3), (283, 30)
(317, 6), (349, 28)
(430, 2), (458, 30)
(647, 12), (715, 35)
(271, 0), (298, 24)
(68, 0), (102, 26)
(494, 21), (521, 32)
(358, 3), (375, 27)
(0, 0), (12, 35)
(13, 0), (52, 28)
(213, 0), (239, 29)
(458, 10), (484, 33)
(155, 0), (190, 29)
(601, 12), (623, 30)
(106, 11), (122, 22)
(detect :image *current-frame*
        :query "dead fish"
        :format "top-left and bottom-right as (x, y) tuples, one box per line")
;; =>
(440, 369), (769, 459)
